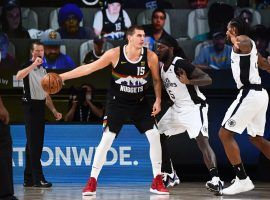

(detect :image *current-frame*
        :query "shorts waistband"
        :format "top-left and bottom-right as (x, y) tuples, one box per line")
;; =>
(240, 84), (262, 91)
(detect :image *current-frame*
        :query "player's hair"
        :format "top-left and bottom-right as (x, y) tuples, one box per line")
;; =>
(126, 25), (144, 37)
(229, 17), (249, 36)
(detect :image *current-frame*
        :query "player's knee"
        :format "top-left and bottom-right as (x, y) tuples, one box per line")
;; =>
(249, 135), (262, 144)
(145, 127), (160, 142)
(218, 127), (232, 141)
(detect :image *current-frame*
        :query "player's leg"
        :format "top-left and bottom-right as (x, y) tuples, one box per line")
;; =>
(159, 109), (181, 188)
(247, 90), (270, 160)
(249, 136), (270, 159)
(133, 100), (169, 194)
(189, 104), (223, 194)
(220, 90), (258, 195)
(145, 128), (169, 195)
(82, 127), (116, 196)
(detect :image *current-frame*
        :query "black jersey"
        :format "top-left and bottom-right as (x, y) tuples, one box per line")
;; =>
(102, 9), (125, 34)
(109, 45), (151, 102)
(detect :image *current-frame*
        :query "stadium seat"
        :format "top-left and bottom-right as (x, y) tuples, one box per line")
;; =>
(79, 40), (113, 64)
(136, 9), (171, 34)
(21, 8), (38, 29)
(187, 8), (209, 39)
(8, 41), (15, 57)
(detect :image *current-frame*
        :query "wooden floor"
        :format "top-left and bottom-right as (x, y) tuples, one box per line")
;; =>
(14, 182), (270, 200)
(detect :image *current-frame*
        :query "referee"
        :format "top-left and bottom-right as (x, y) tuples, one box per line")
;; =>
(16, 41), (62, 188)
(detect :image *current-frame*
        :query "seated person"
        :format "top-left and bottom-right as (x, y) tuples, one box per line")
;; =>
(193, 31), (232, 70)
(250, 24), (270, 58)
(0, 32), (19, 69)
(142, 8), (186, 58)
(1, 0), (30, 39)
(238, 9), (253, 27)
(57, 3), (95, 39)
(83, 36), (106, 64)
(93, 0), (131, 40)
(64, 84), (104, 122)
(40, 30), (76, 69)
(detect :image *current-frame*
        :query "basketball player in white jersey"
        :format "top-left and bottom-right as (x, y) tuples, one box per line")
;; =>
(219, 18), (270, 195)
(155, 39), (223, 195)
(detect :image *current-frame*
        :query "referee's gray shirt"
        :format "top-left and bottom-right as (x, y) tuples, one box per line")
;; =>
(22, 61), (47, 101)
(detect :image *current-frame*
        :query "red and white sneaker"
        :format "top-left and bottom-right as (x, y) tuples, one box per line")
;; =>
(82, 177), (97, 196)
(150, 175), (169, 195)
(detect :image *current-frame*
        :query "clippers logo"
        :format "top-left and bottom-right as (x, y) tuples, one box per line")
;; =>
(163, 78), (177, 88)
(202, 126), (208, 133)
(228, 119), (236, 127)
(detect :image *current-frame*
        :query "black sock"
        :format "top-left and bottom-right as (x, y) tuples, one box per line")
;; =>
(209, 167), (219, 178)
(233, 163), (247, 180)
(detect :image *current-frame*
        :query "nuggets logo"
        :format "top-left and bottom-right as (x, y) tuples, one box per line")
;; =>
(49, 31), (57, 39)
(228, 119), (236, 127)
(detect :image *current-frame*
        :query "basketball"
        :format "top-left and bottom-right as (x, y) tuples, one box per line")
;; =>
(41, 72), (62, 94)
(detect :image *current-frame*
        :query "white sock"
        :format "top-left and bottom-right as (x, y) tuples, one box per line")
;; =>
(145, 127), (162, 177)
(90, 128), (116, 179)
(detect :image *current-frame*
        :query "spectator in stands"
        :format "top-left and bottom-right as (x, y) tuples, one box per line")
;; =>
(0, 0), (30, 39)
(57, 3), (95, 39)
(193, 31), (232, 70)
(40, 30), (76, 70)
(143, 8), (187, 58)
(0, 32), (19, 69)
(83, 36), (106, 64)
(189, 0), (208, 9)
(93, 0), (131, 40)
(238, 9), (253, 27)
(250, 24), (270, 58)
(64, 84), (104, 122)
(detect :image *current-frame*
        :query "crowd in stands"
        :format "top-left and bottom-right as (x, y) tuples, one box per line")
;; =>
(1, 0), (270, 122)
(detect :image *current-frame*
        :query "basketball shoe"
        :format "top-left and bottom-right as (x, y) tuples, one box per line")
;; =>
(82, 177), (97, 196)
(162, 170), (180, 187)
(223, 176), (254, 195)
(205, 176), (224, 195)
(150, 175), (169, 195)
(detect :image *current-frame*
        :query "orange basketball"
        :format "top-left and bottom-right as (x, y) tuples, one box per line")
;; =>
(41, 72), (62, 94)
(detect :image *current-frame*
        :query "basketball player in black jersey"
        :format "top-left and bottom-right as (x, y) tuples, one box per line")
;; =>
(220, 18), (270, 195)
(60, 25), (168, 196)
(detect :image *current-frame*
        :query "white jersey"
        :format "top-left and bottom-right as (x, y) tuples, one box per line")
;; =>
(231, 39), (261, 89)
(160, 57), (206, 106)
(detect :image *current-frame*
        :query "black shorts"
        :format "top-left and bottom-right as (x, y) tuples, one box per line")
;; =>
(103, 96), (156, 135)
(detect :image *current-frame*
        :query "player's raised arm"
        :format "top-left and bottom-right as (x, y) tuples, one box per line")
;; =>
(60, 48), (118, 81)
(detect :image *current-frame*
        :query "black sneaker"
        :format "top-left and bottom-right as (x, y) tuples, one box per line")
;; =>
(205, 176), (224, 195)
(33, 180), (52, 188)
(23, 181), (33, 187)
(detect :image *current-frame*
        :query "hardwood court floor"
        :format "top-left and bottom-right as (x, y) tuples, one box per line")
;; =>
(14, 182), (270, 200)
